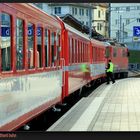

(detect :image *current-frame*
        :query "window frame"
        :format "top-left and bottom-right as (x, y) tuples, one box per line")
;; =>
(1, 12), (13, 72)
(16, 18), (25, 71)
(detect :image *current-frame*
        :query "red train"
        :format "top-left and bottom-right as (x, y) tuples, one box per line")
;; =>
(0, 3), (129, 131)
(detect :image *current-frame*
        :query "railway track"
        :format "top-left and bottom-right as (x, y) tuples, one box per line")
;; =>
(128, 70), (140, 77)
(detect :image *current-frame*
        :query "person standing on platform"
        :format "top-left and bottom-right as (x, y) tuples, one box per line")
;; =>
(106, 59), (115, 85)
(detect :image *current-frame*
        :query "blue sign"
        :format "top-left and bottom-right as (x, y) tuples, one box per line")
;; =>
(133, 26), (140, 37)
(28, 26), (41, 36)
(37, 27), (42, 36)
(1, 26), (41, 37)
(1, 27), (10, 37)
(28, 26), (33, 36)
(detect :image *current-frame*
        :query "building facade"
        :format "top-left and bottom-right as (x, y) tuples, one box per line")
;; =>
(92, 3), (109, 37)
(33, 3), (94, 27)
(110, 3), (140, 50)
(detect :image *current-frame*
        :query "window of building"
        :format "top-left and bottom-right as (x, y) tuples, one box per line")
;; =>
(34, 3), (43, 9)
(37, 26), (43, 68)
(79, 9), (82, 15)
(115, 7), (120, 11)
(97, 23), (100, 31)
(54, 7), (61, 14)
(115, 19), (118, 25)
(45, 29), (49, 67)
(86, 9), (89, 16)
(16, 18), (24, 70)
(116, 31), (119, 41)
(82, 9), (84, 16)
(101, 9), (104, 15)
(81, 21), (84, 25)
(1, 13), (12, 71)
(126, 6), (130, 11)
(137, 6), (140, 10)
(72, 7), (74, 15)
(126, 19), (130, 25)
(100, 23), (102, 30)
(28, 23), (35, 69)
(137, 18), (140, 22)
(86, 22), (88, 26)
(98, 10), (100, 18)
(75, 8), (77, 15)
(124, 31), (128, 38)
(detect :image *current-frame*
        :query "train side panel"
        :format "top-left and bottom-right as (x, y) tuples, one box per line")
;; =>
(0, 71), (62, 131)
(90, 39), (106, 80)
(107, 46), (128, 76)
(65, 24), (91, 95)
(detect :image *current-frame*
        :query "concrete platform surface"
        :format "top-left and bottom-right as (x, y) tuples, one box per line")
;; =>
(47, 78), (140, 131)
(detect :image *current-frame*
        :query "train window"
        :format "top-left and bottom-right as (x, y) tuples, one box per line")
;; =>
(80, 42), (82, 62)
(82, 43), (84, 62)
(69, 37), (72, 64)
(72, 38), (74, 63)
(28, 23), (35, 69)
(1, 13), (12, 71)
(92, 47), (94, 62)
(87, 44), (90, 62)
(84, 44), (86, 61)
(51, 32), (55, 66)
(56, 31), (60, 66)
(113, 48), (117, 57)
(75, 39), (77, 63)
(37, 26), (43, 68)
(78, 40), (80, 63)
(86, 44), (88, 62)
(16, 18), (24, 70)
(45, 29), (49, 67)
(122, 49), (126, 57)
(105, 47), (110, 58)
(83, 43), (85, 62)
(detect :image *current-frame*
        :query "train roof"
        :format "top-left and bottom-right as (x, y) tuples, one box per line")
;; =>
(64, 23), (90, 41)
(90, 38), (106, 47)
(102, 41), (128, 48)
(3, 3), (61, 30)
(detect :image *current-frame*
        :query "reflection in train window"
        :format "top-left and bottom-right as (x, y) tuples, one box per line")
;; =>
(113, 48), (117, 57)
(1, 13), (12, 71)
(51, 32), (55, 66)
(105, 47), (110, 58)
(37, 26), (42, 68)
(28, 23), (34, 69)
(56, 32), (60, 66)
(16, 18), (24, 70)
(45, 29), (49, 67)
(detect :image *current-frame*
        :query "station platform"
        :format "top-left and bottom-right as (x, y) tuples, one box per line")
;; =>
(47, 77), (140, 131)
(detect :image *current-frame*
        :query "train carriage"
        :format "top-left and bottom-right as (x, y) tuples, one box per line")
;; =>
(105, 42), (129, 78)
(90, 39), (106, 80)
(62, 23), (91, 97)
(0, 3), (63, 131)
